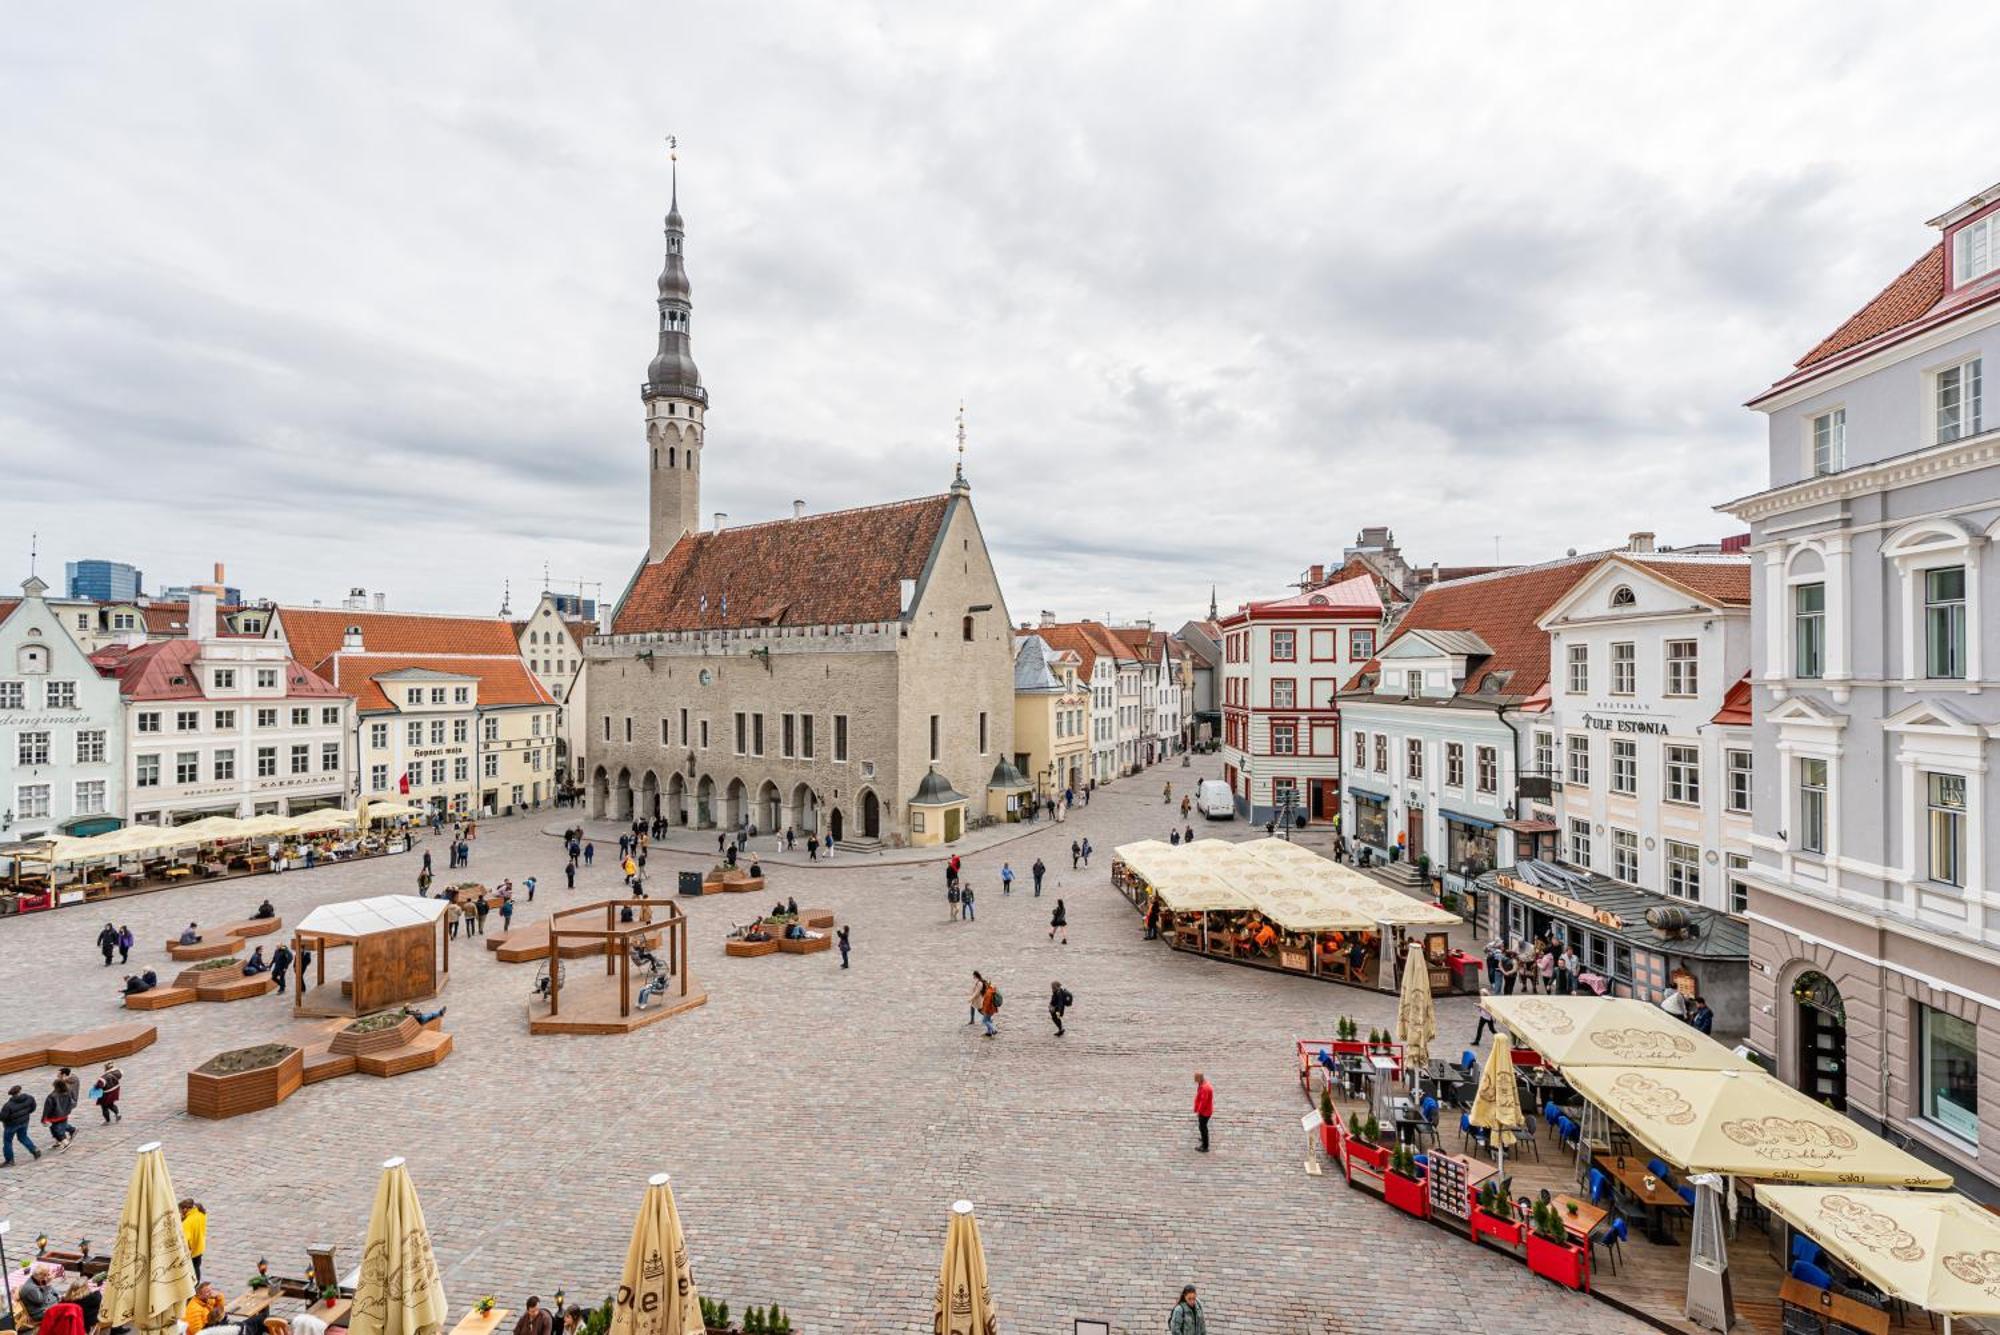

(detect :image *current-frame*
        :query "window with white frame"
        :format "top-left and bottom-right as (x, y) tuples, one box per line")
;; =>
(175, 751), (199, 784)
(1727, 853), (1751, 914)
(74, 779), (106, 815)
(291, 707), (310, 727)
(431, 759), (446, 784)
(484, 716), (500, 743)
(137, 711), (160, 733)
(1958, 214), (1998, 285)
(461, 756), (476, 781)
(1793, 583), (1826, 679)
(1533, 729), (1553, 778)
(46, 681), (75, 709)
(371, 764), (389, 792)
(1272, 679), (1295, 708)
(454, 686), (470, 704)
(1925, 566), (1968, 679)
(257, 746), (277, 778)
(1665, 744), (1700, 804)
(430, 688), (446, 705)
(18, 731), (48, 765)
(1270, 630), (1295, 661)
(370, 722), (388, 749)
(1928, 771), (1967, 888)
(290, 744), (309, 774)
(321, 742), (340, 772)
(1568, 817), (1592, 866)
(406, 721), (422, 747)
(136, 754), (159, 787)
(1567, 735), (1590, 786)
(321, 706), (339, 726)
(75, 730), (105, 764)
(1610, 739), (1637, 795)
(16, 783), (49, 819)
(257, 708), (278, 729)
(1610, 642), (1636, 695)
(214, 709), (235, 730)
(1476, 745), (1497, 794)
(1567, 644), (1588, 694)
(213, 749), (234, 780)
(1407, 737), (1424, 781)
(1273, 777), (1297, 810)
(212, 668), (236, 690)
(1353, 730), (1367, 769)
(1445, 743), (1465, 788)
(1811, 408), (1845, 476)
(1664, 640), (1698, 696)
(1937, 357), (1983, 443)
(1665, 840), (1700, 901)
(1798, 757), (1828, 854)
(177, 709), (200, 732)
(0, 682), (20, 709)
(1373, 733), (1387, 772)
(426, 720), (444, 746)
(1271, 723), (1295, 755)
(1612, 828), (1638, 882)
(1727, 750), (1752, 813)
(256, 669), (277, 689)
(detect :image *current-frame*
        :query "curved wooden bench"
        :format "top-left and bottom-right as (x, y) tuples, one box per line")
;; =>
(0, 1034), (63, 1077)
(232, 917), (281, 939)
(724, 938), (779, 958)
(163, 918), (282, 954)
(777, 935), (832, 954)
(707, 874), (766, 894)
(355, 1030), (452, 1078)
(168, 940), (238, 962)
(46, 1023), (157, 1067)
(181, 972), (274, 1002)
(126, 987), (197, 1011)
(801, 909), (835, 929)
(301, 1050), (357, 1084)
(329, 1016), (420, 1056)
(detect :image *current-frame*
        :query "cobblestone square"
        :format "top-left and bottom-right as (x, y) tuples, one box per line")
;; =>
(0, 762), (1642, 1334)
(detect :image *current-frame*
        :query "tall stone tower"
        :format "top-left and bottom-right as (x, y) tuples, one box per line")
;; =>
(644, 157), (705, 561)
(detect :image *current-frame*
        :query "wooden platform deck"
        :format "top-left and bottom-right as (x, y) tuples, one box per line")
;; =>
(0, 1033), (65, 1076)
(527, 967), (707, 1035)
(45, 1022), (158, 1066)
(487, 919), (640, 963)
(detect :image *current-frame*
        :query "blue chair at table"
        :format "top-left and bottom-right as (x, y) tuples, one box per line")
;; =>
(1556, 1116), (1581, 1152)
(1647, 1157), (1673, 1183)
(1677, 1184), (1697, 1207)
(1459, 1112), (1488, 1152)
(1461, 1049), (1478, 1072)
(1543, 1099), (1562, 1143)
(1789, 1235), (1823, 1270)
(1791, 1259), (1834, 1291)
(1590, 1216), (1628, 1276)
(1587, 1167), (1611, 1205)
(1414, 1096), (1441, 1149)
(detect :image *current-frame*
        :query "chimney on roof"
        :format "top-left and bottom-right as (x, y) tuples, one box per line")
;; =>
(1628, 531), (1656, 554)
(1430, 561), (1439, 583)
(343, 624), (364, 652)
(343, 587), (367, 611)
(212, 562), (226, 586)
(188, 588), (218, 644)
(714, 513), (727, 533)
(1039, 610), (1056, 626)
(1308, 564), (1325, 586)
(372, 591), (385, 611)
(792, 499), (805, 520)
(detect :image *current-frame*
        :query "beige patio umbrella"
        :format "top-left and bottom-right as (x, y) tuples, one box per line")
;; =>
(1482, 994), (1756, 1072)
(1395, 940), (1437, 1073)
(1564, 1065), (1951, 1186)
(348, 1157), (447, 1335)
(609, 1173), (703, 1335)
(1468, 1031), (1527, 1175)
(934, 1200), (998, 1335)
(1754, 1185), (2000, 1329)
(99, 1142), (196, 1335)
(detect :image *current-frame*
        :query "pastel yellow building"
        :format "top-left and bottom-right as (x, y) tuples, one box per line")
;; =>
(1012, 632), (1090, 798)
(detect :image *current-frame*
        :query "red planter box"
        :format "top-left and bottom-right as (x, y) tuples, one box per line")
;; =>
(1319, 1121), (1342, 1159)
(1471, 1210), (1523, 1249)
(1526, 1233), (1590, 1291)
(1346, 1139), (1390, 1173)
(1384, 1171), (1429, 1218)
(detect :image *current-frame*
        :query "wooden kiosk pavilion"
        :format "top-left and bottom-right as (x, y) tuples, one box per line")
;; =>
(291, 894), (450, 1018)
(529, 898), (706, 1035)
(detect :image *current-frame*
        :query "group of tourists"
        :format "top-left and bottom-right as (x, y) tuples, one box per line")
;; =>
(1, 1063), (123, 1165)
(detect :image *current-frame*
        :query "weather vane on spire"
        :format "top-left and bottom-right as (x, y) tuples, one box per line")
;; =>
(665, 134), (679, 207)
(955, 401), (967, 483)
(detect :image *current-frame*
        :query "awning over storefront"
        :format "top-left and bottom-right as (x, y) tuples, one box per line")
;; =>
(1483, 995), (1757, 1072)
(1112, 837), (1459, 929)
(1441, 810), (1496, 830)
(1564, 1065), (1952, 1186)
(1498, 818), (1558, 835)
(1347, 788), (1390, 805)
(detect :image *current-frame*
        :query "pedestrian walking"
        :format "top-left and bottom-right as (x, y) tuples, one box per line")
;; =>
(1, 1085), (40, 1163)
(270, 942), (293, 995)
(1169, 1286), (1207, 1335)
(976, 975), (1000, 1037)
(1081, 838), (1092, 867)
(1049, 980), (1072, 1036)
(565, 862), (576, 889)
(584, 841), (595, 866)
(117, 925), (133, 963)
(1192, 1072), (1214, 1152)
(837, 926), (850, 969)
(967, 971), (986, 1026)
(1000, 863), (1014, 896)
(180, 1199), (206, 1281)
(40, 1079), (74, 1150)
(446, 898), (462, 940)
(1163, 781), (1172, 804)
(1183, 824), (1193, 843)
(1031, 857), (1045, 896)
(961, 880), (976, 922)
(97, 922), (118, 966)
(807, 835), (819, 861)
(1180, 795), (1191, 820)
(423, 849), (433, 873)
(499, 897), (514, 931)
(1049, 899), (1067, 944)
(822, 831), (833, 859)
(1070, 839), (1081, 870)
(1169, 829), (1181, 847)
(473, 896), (490, 937)
(947, 875), (961, 922)
(93, 1062), (122, 1123)
(1471, 988), (1498, 1045)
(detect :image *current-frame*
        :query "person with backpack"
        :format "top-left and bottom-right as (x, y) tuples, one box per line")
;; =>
(1049, 981), (1072, 1036)
(1049, 899), (1067, 944)
(1169, 1285), (1207, 1335)
(977, 976), (1001, 1037)
(93, 1062), (122, 1123)
(967, 971), (986, 1026)
(41, 1077), (75, 1150)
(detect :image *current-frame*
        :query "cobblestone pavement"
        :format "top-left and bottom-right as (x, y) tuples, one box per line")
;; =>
(0, 760), (1646, 1335)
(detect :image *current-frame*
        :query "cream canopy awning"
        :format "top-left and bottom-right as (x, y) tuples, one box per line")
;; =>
(1753, 1185), (2000, 1317)
(1484, 995), (1758, 1072)
(1113, 837), (1460, 929)
(1565, 1066), (1952, 1187)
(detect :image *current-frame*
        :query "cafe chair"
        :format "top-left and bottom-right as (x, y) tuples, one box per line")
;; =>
(1646, 1158), (1673, 1184)
(1459, 1112), (1488, 1152)
(1587, 1168), (1611, 1205)
(1460, 1050), (1477, 1072)
(1676, 1184), (1697, 1208)
(1556, 1116), (1581, 1152)
(1790, 1258), (1834, 1291)
(1589, 1216), (1627, 1276)
(1413, 1096), (1441, 1149)
(1788, 1235), (1822, 1271)
(1543, 1100), (1562, 1143)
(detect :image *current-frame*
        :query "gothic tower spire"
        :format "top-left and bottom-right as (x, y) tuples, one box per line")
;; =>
(645, 136), (707, 561)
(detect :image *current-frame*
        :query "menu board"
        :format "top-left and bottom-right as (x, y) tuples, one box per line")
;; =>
(1426, 1152), (1495, 1225)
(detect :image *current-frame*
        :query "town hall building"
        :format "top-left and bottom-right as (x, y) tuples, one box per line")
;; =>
(584, 169), (1018, 847)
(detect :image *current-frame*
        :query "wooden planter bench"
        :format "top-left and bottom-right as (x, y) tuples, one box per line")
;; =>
(777, 935), (832, 954)
(705, 873), (765, 894)
(174, 966), (276, 1002)
(167, 939), (239, 962)
(187, 1046), (304, 1119)
(801, 909), (835, 929)
(725, 938), (779, 958)
(301, 1050), (357, 1084)
(163, 917), (283, 957)
(355, 1030), (452, 1078)
(126, 987), (198, 1011)
(46, 1023), (158, 1066)
(0, 1034), (63, 1077)
(330, 1016), (421, 1056)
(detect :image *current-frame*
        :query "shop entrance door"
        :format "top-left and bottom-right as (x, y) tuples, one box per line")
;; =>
(1406, 811), (1425, 863)
(1795, 972), (1847, 1111)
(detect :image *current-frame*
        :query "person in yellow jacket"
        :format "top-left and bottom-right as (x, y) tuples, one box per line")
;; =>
(183, 1282), (226, 1334)
(179, 1197), (206, 1280)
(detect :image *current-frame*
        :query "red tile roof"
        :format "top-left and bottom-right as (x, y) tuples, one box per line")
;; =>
(1712, 675), (1753, 727)
(1033, 621), (1141, 678)
(1242, 572), (1384, 618)
(321, 653), (556, 713)
(611, 496), (952, 634)
(277, 607), (523, 664)
(1630, 558), (1752, 607)
(1344, 556), (1602, 702)
(91, 640), (343, 701)
(1796, 243), (1946, 370)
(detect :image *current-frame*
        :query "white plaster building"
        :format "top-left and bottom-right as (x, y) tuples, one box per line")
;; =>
(0, 577), (126, 840)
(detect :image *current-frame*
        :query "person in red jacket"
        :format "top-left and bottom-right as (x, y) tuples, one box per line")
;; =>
(1193, 1072), (1215, 1152)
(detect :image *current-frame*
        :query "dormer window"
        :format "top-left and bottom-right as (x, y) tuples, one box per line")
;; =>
(1957, 213), (1998, 286)
(1610, 585), (1637, 607)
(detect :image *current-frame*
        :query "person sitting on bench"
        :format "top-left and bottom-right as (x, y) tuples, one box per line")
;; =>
(742, 921), (771, 942)
(748, 858), (763, 878)
(242, 946), (269, 975)
(253, 899), (275, 920)
(179, 923), (201, 945)
(784, 921), (808, 940)
(785, 896), (798, 917)
(401, 1003), (447, 1025)
(122, 973), (153, 996)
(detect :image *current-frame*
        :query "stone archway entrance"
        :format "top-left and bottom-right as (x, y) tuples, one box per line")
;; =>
(758, 780), (782, 833)
(640, 771), (660, 821)
(860, 789), (881, 839)
(666, 772), (687, 826)
(590, 767), (609, 819)
(791, 783), (818, 834)
(829, 807), (844, 842)
(1793, 970), (1848, 1112)
(695, 775), (715, 828)
(724, 778), (747, 830)
(614, 767), (634, 821)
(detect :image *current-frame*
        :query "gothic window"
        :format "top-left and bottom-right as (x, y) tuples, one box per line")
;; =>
(669, 447), (677, 469)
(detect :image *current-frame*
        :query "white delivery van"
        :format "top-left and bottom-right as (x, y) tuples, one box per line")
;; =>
(1196, 779), (1236, 819)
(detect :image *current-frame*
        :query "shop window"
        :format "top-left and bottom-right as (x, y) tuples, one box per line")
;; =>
(1586, 933), (1609, 973)
(1920, 1004), (1979, 1144)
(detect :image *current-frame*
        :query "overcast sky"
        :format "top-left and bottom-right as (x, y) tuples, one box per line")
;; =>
(3, 4), (1995, 625)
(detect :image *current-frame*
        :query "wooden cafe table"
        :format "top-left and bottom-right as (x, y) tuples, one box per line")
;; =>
(449, 1308), (511, 1335)
(1594, 1153), (1691, 1243)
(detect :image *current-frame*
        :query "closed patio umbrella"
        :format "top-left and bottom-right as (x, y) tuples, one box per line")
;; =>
(609, 1173), (702, 1335)
(99, 1142), (196, 1335)
(1468, 1031), (1526, 1176)
(349, 1156), (448, 1335)
(1396, 940), (1437, 1077)
(934, 1200), (998, 1335)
